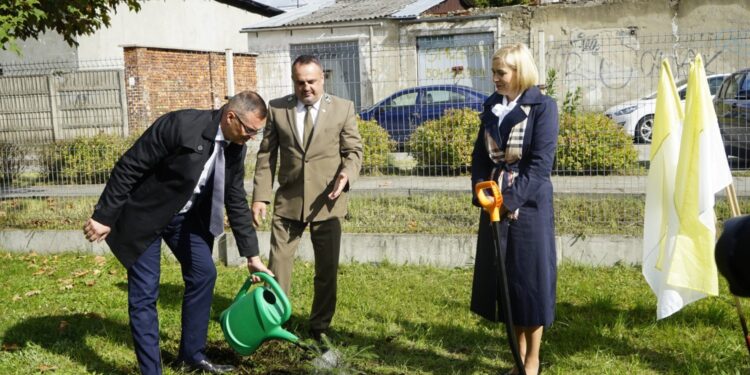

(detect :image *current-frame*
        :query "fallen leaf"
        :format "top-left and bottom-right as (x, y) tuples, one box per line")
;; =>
(1, 343), (19, 351)
(32, 268), (47, 276)
(12, 295), (21, 302)
(58, 278), (73, 285)
(24, 290), (41, 297)
(93, 269), (101, 276)
(109, 269), (118, 275)
(94, 256), (106, 266)
(85, 280), (96, 287)
(37, 364), (57, 372)
(72, 270), (89, 278)
(58, 320), (69, 332)
(407, 220), (418, 230)
(60, 284), (73, 291)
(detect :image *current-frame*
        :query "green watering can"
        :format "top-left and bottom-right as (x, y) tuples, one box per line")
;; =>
(220, 272), (299, 355)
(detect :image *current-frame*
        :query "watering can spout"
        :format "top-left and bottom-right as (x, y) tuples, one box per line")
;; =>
(269, 326), (299, 343)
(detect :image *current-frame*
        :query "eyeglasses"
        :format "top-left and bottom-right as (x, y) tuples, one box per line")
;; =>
(234, 113), (263, 135)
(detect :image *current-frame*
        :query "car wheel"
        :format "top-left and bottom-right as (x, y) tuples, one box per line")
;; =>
(636, 115), (654, 144)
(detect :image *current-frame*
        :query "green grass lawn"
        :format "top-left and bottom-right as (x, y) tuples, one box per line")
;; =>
(1, 252), (748, 374)
(2, 194), (750, 237)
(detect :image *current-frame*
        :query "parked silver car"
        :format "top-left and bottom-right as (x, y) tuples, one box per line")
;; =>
(605, 73), (729, 143)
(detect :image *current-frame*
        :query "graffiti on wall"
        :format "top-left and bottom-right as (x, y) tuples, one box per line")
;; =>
(544, 29), (746, 107)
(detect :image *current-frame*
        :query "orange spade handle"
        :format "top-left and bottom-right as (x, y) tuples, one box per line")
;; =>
(475, 180), (504, 222)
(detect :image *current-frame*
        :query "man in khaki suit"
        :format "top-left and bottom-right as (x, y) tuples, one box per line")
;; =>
(252, 55), (362, 340)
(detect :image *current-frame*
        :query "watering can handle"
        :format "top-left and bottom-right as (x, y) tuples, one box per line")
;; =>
(233, 272), (293, 322)
(475, 180), (503, 223)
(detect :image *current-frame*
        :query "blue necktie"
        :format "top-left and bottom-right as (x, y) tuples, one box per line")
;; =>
(209, 141), (226, 236)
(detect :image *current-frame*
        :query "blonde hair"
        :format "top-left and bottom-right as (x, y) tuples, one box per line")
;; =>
(492, 43), (539, 91)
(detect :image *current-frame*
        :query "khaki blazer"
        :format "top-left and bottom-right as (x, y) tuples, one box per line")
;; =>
(252, 93), (363, 222)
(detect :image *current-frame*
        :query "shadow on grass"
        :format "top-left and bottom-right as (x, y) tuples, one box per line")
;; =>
(315, 311), (499, 374)
(547, 300), (743, 373)
(2, 313), (134, 374)
(322, 297), (748, 374)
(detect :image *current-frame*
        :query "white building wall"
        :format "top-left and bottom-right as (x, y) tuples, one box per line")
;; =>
(0, 33), (77, 70)
(0, 0), (267, 69)
(76, 0), (266, 61)
(246, 23), (398, 107)
(246, 18), (499, 108)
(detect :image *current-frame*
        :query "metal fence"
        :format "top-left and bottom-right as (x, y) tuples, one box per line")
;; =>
(1, 31), (749, 234)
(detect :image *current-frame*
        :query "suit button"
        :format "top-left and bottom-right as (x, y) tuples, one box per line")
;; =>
(198, 145), (204, 151)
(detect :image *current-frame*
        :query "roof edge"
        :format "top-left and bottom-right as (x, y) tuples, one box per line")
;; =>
(214, 0), (284, 17)
(119, 44), (259, 56)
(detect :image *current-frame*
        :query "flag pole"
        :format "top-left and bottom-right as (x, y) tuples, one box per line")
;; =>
(724, 183), (750, 357)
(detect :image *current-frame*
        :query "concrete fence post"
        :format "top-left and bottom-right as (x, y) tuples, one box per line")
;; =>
(47, 75), (61, 141)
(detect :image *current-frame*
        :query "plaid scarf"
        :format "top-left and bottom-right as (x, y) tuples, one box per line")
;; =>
(483, 104), (531, 220)
(483, 104), (530, 220)
(484, 104), (531, 167)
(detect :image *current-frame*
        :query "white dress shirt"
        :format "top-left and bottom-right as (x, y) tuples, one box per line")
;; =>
(179, 126), (226, 213)
(295, 97), (321, 144)
(492, 95), (518, 129)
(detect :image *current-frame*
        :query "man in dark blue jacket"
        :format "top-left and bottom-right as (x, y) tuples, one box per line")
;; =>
(83, 90), (272, 374)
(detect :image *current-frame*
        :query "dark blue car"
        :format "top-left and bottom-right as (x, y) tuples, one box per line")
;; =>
(359, 85), (489, 145)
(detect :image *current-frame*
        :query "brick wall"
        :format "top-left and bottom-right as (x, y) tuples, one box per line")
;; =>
(123, 46), (258, 132)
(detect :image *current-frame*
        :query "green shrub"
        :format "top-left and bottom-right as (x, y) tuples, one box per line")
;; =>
(0, 141), (26, 186)
(563, 87), (583, 115)
(39, 142), (66, 182)
(545, 68), (558, 100)
(357, 117), (394, 175)
(408, 108), (480, 174)
(41, 133), (135, 184)
(556, 112), (639, 174)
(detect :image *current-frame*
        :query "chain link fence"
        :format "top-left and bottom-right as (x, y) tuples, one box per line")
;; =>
(1, 31), (749, 233)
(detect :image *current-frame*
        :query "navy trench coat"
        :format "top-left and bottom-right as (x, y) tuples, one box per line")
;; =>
(469, 86), (559, 326)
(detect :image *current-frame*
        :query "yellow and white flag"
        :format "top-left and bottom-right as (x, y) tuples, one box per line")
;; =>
(642, 60), (686, 319)
(666, 54), (733, 308)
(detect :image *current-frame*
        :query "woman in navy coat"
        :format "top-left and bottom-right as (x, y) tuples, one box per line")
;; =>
(470, 43), (559, 375)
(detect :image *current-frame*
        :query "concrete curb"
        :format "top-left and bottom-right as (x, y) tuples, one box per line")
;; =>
(0, 230), (642, 268)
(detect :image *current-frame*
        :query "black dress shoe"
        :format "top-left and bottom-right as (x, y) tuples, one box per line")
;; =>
(178, 359), (235, 374)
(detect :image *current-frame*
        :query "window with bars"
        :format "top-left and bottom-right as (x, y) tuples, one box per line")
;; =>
(290, 41), (362, 108)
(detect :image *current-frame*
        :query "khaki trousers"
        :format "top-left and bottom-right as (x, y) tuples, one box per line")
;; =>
(268, 215), (342, 331)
